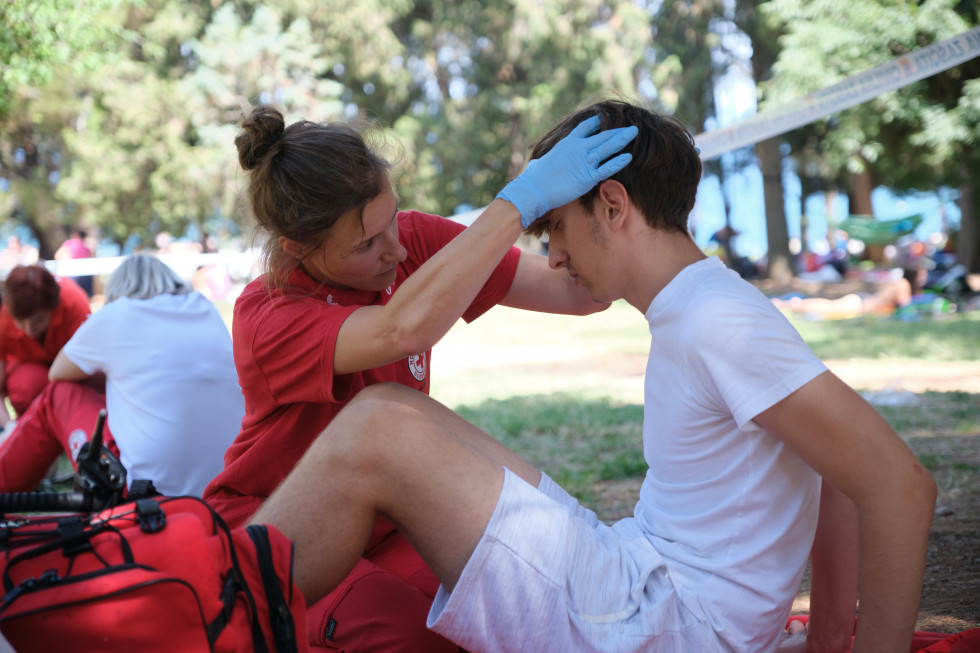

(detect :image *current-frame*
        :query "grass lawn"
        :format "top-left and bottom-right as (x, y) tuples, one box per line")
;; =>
(788, 310), (980, 362)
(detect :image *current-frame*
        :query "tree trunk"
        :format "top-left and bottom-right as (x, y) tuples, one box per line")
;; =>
(25, 218), (56, 261)
(825, 188), (839, 239)
(757, 137), (793, 281)
(739, 0), (792, 281)
(956, 166), (978, 274)
(848, 164), (881, 263)
(850, 165), (874, 216)
(799, 191), (808, 256)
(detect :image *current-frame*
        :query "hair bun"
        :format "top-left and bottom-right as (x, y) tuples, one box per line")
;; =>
(236, 106), (286, 170)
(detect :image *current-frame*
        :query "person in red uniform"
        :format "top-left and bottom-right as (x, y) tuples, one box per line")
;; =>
(0, 264), (91, 425)
(203, 105), (635, 652)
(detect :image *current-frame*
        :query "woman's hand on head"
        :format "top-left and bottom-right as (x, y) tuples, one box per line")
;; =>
(497, 115), (638, 227)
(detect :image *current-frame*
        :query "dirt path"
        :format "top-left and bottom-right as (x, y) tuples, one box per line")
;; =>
(439, 346), (980, 395)
(823, 359), (980, 394)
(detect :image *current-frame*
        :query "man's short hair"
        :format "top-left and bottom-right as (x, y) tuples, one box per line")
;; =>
(526, 100), (702, 236)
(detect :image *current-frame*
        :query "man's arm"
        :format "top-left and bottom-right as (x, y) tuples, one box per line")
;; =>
(806, 480), (860, 652)
(754, 370), (936, 653)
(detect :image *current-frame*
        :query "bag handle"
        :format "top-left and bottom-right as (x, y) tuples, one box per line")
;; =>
(1, 511), (138, 594)
(194, 500), (270, 653)
(246, 524), (300, 653)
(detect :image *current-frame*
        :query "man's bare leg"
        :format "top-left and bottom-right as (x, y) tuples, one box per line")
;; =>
(250, 383), (542, 603)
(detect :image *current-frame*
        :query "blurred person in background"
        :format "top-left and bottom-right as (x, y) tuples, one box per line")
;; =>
(0, 253), (244, 498)
(0, 264), (91, 427)
(54, 227), (95, 296)
(772, 266), (927, 320)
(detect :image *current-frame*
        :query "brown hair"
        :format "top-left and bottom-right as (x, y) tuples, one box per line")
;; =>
(2, 265), (61, 318)
(235, 105), (392, 287)
(525, 100), (702, 236)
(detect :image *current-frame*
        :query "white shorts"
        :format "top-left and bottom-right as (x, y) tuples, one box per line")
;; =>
(427, 469), (725, 652)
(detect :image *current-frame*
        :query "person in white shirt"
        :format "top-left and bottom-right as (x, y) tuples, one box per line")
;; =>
(0, 253), (243, 497)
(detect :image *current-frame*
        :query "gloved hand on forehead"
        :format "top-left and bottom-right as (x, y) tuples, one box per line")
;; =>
(497, 115), (638, 228)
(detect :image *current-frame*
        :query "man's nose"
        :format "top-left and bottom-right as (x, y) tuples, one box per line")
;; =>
(548, 244), (566, 270)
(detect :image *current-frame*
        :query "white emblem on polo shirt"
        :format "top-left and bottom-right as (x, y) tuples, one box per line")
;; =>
(67, 429), (89, 462)
(408, 352), (427, 381)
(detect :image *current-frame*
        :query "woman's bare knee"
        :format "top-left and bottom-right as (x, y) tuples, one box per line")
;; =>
(349, 381), (417, 406)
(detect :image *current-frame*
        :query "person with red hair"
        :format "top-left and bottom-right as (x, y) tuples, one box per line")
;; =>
(0, 264), (91, 425)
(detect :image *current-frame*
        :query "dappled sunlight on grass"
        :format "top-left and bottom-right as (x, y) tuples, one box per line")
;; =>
(787, 311), (979, 362)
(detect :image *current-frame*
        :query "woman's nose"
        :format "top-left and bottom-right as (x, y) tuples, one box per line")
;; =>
(384, 240), (408, 264)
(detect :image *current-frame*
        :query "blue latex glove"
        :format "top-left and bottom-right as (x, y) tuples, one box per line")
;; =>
(497, 115), (638, 228)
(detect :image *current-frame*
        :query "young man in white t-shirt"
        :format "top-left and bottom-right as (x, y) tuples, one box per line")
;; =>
(251, 101), (937, 653)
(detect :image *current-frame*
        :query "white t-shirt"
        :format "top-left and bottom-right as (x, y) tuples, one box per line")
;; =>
(63, 292), (244, 497)
(638, 256), (827, 651)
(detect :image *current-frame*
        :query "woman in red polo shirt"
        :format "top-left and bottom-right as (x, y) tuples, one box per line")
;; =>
(203, 106), (632, 652)
(0, 265), (91, 425)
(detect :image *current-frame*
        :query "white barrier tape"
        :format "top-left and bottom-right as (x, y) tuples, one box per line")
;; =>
(695, 26), (980, 161)
(43, 250), (258, 281)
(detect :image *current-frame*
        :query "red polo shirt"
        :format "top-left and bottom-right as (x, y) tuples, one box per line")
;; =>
(204, 211), (521, 529)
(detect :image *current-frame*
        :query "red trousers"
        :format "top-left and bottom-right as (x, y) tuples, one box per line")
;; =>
(305, 541), (459, 652)
(787, 616), (980, 652)
(210, 492), (460, 653)
(0, 380), (118, 492)
(3, 358), (51, 416)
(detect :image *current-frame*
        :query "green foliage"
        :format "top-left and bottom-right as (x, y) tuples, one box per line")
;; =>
(387, 0), (654, 215)
(2, 0), (658, 250)
(2, 0), (978, 267)
(0, 0), (132, 119)
(761, 0), (979, 190)
(648, 0), (725, 126)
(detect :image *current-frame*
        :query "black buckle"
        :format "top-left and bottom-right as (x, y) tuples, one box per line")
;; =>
(135, 499), (166, 533)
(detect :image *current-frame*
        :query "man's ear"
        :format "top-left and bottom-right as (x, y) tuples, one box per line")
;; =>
(279, 236), (306, 259)
(596, 180), (630, 231)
